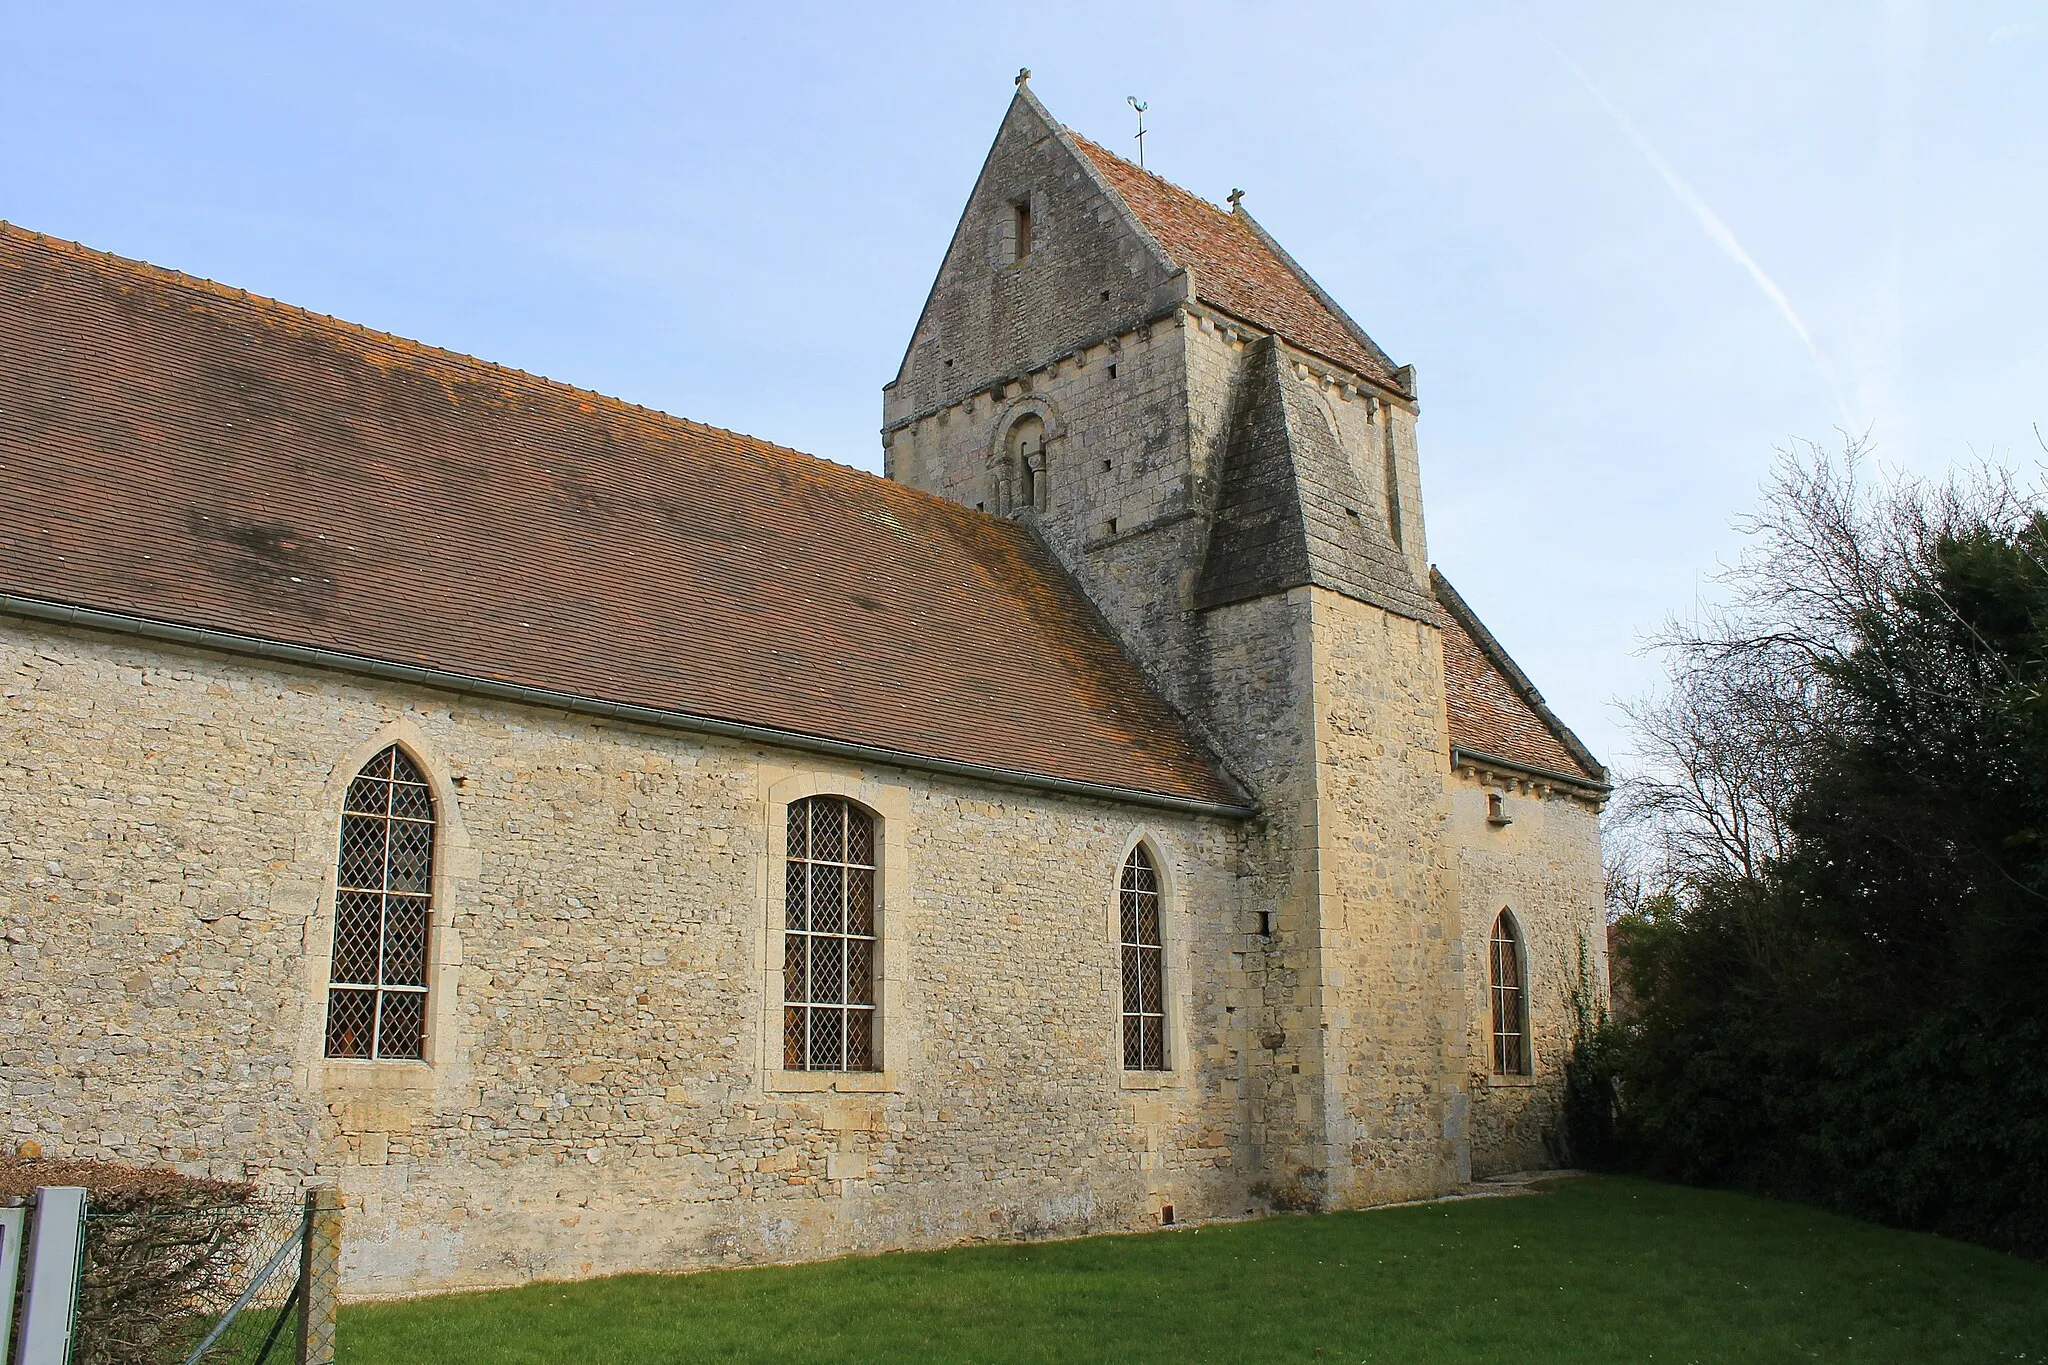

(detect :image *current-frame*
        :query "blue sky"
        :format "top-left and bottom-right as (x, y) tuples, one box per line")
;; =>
(11, 2), (2045, 769)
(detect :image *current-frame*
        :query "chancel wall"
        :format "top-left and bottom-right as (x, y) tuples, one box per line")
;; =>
(1448, 767), (1607, 1176)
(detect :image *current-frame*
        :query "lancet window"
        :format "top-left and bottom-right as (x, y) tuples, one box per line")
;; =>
(1490, 912), (1530, 1076)
(1120, 845), (1167, 1070)
(325, 746), (434, 1061)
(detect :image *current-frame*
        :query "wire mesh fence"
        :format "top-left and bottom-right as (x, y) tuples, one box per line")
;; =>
(1, 1159), (340, 1365)
(78, 1193), (305, 1365)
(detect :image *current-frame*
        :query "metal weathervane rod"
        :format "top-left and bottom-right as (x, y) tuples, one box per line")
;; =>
(1127, 96), (1148, 168)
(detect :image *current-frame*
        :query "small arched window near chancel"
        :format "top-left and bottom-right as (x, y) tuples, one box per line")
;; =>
(1007, 414), (1046, 513)
(1120, 844), (1166, 1070)
(326, 746), (435, 1061)
(784, 796), (880, 1072)
(1489, 911), (1530, 1076)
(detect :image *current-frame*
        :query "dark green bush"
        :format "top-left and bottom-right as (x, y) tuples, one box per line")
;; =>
(1610, 454), (2048, 1259)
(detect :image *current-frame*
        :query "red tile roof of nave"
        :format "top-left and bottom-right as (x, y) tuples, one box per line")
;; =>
(1066, 132), (1400, 391)
(0, 222), (1238, 807)
(1437, 591), (1604, 785)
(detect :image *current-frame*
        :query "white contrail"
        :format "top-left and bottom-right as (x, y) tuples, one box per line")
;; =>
(1529, 25), (1854, 426)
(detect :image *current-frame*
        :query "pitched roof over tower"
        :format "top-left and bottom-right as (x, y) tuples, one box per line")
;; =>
(1064, 131), (1407, 395)
(887, 83), (1413, 414)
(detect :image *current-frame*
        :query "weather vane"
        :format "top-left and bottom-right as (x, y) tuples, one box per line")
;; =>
(1127, 96), (1149, 169)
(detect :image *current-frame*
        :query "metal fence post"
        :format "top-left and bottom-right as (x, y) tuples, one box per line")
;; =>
(15, 1187), (85, 1365)
(0, 1206), (27, 1361)
(294, 1188), (340, 1365)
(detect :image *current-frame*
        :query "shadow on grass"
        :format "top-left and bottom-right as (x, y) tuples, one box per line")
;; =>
(338, 1176), (2047, 1364)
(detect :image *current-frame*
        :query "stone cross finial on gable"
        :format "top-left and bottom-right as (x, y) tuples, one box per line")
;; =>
(1016, 67), (1031, 86)
(1227, 188), (1245, 210)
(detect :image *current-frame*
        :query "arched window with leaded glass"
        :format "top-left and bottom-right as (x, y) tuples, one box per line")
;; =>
(1120, 844), (1166, 1071)
(1490, 911), (1530, 1076)
(325, 746), (435, 1061)
(784, 796), (878, 1072)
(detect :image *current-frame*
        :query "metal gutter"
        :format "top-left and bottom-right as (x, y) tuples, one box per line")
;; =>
(0, 593), (1258, 821)
(1450, 745), (1611, 797)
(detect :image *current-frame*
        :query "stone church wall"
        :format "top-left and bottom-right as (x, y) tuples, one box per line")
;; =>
(1448, 769), (1606, 1175)
(1187, 589), (1324, 1191)
(1306, 592), (1465, 1205)
(0, 619), (1251, 1298)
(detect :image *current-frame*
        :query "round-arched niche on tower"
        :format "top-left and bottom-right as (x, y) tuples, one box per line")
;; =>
(1008, 412), (1046, 514)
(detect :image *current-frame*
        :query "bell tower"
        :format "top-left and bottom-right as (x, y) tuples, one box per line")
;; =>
(885, 76), (1470, 1208)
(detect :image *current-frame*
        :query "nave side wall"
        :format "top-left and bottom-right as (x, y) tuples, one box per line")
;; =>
(0, 619), (1248, 1297)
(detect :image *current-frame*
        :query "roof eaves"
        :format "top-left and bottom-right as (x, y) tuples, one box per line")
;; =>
(0, 590), (1259, 820)
(1450, 746), (1611, 797)
(1184, 300), (1401, 402)
(1432, 567), (1607, 783)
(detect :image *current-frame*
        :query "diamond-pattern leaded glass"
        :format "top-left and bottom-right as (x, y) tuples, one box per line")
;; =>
(378, 989), (427, 1059)
(847, 867), (875, 935)
(1490, 913), (1529, 1076)
(324, 746), (434, 1062)
(1120, 845), (1167, 1071)
(783, 797), (879, 1071)
(846, 1010), (874, 1071)
(784, 1007), (806, 1070)
(330, 891), (382, 986)
(325, 988), (376, 1059)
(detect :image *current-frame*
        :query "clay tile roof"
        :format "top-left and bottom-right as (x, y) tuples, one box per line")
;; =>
(1066, 131), (1402, 392)
(1433, 570), (1606, 788)
(0, 223), (1240, 810)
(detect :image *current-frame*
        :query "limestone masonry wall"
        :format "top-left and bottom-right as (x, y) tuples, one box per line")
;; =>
(0, 621), (1250, 1297)
(1307, 592), (1463, 1204)
(1449, 769), (1607, 1175)
(1188, 590), (1325, 1194)
(886, 318), (1207, 726)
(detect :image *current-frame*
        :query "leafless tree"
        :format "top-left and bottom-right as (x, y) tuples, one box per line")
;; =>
(1610, 434), (2040, 901)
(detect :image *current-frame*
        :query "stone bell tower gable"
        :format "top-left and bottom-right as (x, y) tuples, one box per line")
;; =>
(881, 82), (1187, 480)
(881, 83), (1217, 721)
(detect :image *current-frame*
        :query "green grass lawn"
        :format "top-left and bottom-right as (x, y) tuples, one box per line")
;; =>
(337, 1176), (2048, 1364)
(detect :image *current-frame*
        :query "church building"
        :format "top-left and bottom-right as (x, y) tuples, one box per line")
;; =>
(0, 80), (1607, 1297)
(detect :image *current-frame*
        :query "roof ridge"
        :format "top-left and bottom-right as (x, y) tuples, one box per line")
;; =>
(1431, 568), (1606, 783)
(1059, 134), (1401, 392)
(0, 219), (1001, 528)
